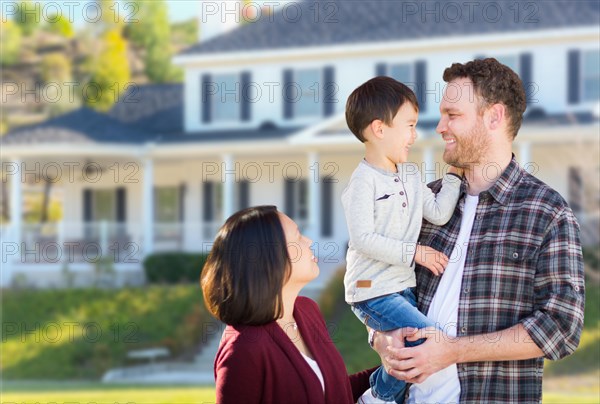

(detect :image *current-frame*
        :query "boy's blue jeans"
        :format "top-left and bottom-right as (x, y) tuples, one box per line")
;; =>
(351, 288), (436, 404)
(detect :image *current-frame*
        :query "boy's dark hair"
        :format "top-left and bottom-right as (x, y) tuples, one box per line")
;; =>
(200, 205), (291, 326)
(345, 76), (419, 142)
(443, 58), (527, 139)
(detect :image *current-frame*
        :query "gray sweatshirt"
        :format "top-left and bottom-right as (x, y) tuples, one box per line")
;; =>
(342, 160), (461, 303)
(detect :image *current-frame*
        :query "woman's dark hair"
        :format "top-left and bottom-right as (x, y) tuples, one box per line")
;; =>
(200, 205), (291, 326)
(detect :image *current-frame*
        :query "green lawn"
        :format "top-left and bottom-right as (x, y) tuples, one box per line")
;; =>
(1, 382), (598, 403)
(2, 285), (211, 379)
(1, 382), (216, 403)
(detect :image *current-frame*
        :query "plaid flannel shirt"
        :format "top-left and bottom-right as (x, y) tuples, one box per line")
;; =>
(415, 156), (585, 403)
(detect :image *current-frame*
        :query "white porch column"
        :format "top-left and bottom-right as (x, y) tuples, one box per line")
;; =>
(519, 142), (531, 168)
(423, 146), (435, 184)
(308, 152), (321, 240)
(222, 154), (235, 219)
(10, 158), (22, 246)
(143, 157), (154, 255)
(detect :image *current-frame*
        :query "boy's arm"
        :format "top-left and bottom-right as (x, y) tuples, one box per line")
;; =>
(422, 173), (461, 226)
(342, 177), (417, 267)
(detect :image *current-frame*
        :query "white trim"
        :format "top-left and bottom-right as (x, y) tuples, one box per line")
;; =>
(174, 27), (599, 67)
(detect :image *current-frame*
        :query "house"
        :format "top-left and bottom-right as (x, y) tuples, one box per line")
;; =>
(2, 0), (599, 287)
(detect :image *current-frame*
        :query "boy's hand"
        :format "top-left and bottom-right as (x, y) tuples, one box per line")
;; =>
(415, 245), (448, 276)
(448, 166), (464, 177)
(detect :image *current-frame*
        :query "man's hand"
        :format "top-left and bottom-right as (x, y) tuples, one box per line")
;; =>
(384, 327), (458, 384)
(415, 245), (448, 276)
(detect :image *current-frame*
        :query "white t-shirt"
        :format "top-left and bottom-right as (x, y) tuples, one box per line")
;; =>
(301, 352), (325, 392)
(408, 194), (479, 404)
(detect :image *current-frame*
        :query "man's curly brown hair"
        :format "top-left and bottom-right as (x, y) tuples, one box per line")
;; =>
(443, 58), (527, 139)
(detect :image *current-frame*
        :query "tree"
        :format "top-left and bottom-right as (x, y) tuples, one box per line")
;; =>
(126, 0), (176, 83)
(85, 29), (130, 112)
(41, 54), (72, 84)
(0, 20), (22, 66)
(45, 14), (74, 38)
(13, 1), (40, 36)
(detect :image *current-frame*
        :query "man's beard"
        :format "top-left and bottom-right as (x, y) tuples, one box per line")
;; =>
(443, 118), (489, 169)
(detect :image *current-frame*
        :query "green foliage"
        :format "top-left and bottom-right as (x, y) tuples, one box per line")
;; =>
(1, 20), (22, 66)
(126, 0), (176, 83)
(170, 19), (199, 47)
(1, 285), (209, 379)
(41, 53), (72, 84)
(12, 1), (40, 36)
(318, 267), (346, 320)
(85, 29), (130, 112)
(45, 14), (74, 38)
(144, 252), (209, 284)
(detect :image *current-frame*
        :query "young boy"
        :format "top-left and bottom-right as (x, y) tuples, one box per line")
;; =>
(342, 76), (462, 403)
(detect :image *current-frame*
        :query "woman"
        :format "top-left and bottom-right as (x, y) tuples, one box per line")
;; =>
(201, 205), (376, 403)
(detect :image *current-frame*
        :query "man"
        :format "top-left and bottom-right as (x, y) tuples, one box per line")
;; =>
(369, 58), (585, 403)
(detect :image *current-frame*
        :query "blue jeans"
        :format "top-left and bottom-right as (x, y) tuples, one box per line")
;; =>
(351, 288), (436, 403)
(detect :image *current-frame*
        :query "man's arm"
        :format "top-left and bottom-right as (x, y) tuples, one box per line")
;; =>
(374, 207), (585, 383)
(376, 324), (543, 384)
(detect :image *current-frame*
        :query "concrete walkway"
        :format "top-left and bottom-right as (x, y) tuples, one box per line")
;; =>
(102, 262), (343, 384)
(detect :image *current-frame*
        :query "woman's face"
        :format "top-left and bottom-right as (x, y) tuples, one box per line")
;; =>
(278, 212), (319, 287)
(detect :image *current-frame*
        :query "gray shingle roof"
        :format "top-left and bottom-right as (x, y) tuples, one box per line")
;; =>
(1, 108), (152, 145)
(108, 83), (184, 134)
(2, 88), (303, 146)
(180, 0), (600, 56)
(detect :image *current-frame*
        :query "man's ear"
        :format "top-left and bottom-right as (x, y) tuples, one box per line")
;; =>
(485, 104), (506, 131)
(368, 119), (385, 140)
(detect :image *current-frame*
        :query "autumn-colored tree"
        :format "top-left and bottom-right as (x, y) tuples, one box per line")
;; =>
(0, 20), (22, 66)
(85, 29), (130, 112)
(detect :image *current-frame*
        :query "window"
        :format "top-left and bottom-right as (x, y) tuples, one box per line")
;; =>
(201, 72), (252, 123)
(284, 179), (308, 229)
(93, 189), (116, 221)
(294, 69), (321, 118)
(212, 73), (240, 122)
(582, 50), (600, 102)
(154, 187), (179, 223)
(202, 181), (223, 239)
(389, 63), (413, 84)
(283, 67), (336, 119)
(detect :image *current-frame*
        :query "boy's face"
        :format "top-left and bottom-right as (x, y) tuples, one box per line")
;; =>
(381, 103), (418, 164)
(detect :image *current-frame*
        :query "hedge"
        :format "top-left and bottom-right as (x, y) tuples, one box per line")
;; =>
(144, 252), (209, 284)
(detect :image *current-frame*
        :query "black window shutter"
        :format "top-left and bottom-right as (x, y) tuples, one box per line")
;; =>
(520, 53), (533, 105)
(415, 60), (427, 112)
(203, 182), (214, 221)
(238, 180), (250, 210)
(116, 187), (126, 223)
(321, 177), (334, 237)
(283, 69), (294, 120)
(179, 184), (186, 222)
(83, 189), (93, 222)
(201, 74), (212, 123)
(376, 63), (387, 77)
(284, 179), (295, 218)
(240, 71), (251, 121)
(323, 66), (336, 117)
(567, 50), (581, 105)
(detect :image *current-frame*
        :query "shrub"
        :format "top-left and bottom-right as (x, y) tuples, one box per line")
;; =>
(144, 252), (209, 284)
